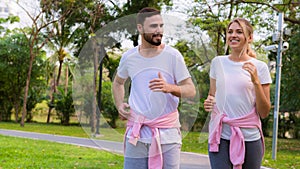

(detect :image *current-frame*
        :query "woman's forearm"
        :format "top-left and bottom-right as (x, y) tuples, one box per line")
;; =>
(254, 83), (271, 119)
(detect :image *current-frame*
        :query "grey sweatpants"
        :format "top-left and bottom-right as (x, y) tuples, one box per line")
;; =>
(209, 138), (263, 169)
(124, 139), (181, 169)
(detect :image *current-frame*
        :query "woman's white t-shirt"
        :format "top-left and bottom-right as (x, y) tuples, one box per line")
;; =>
(210, 55), (272, 141)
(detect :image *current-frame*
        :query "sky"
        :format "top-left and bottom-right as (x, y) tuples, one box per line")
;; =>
(0, 0), (40, 29)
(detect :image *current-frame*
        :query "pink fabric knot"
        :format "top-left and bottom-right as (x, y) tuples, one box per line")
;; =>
(128, 115), (145, 146)
(125, 110), (181, 169)
(208, 106), (265, 168)
(230, 126), (245, 168)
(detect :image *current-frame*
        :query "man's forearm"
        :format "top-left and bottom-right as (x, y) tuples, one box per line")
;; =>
(172, 78), (196, 98)
(179, 83), (196, 98)
(112, 83), (125, 110)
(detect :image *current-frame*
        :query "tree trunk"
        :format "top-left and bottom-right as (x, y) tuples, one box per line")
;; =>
(47, 59), (63, 123)
(57, 60), (63, 86)
(20, 49), (35, 127)
(91, 40), (98, 133)
(47, 75), (56, 123)
(14, 102), (19, 123)
(65, 64), (69, 94)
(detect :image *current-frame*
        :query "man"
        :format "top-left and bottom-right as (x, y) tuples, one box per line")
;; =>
(112, 7), (196, 169)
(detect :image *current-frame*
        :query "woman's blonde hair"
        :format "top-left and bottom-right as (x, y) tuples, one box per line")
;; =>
(225, 18), (256, 58)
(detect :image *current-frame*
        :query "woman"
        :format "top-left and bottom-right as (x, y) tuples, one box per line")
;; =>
(204, 18), (272, 169)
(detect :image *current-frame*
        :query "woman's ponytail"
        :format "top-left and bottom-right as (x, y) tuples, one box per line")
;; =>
(247, 44), (256, 58)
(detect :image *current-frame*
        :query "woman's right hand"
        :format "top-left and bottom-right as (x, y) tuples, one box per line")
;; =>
(204, 95), (215, 112)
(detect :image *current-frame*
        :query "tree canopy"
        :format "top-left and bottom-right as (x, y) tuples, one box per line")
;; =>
(0, 0), (299, 137)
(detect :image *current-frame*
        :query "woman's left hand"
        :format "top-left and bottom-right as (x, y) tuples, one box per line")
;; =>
(243, 62), (260, 85)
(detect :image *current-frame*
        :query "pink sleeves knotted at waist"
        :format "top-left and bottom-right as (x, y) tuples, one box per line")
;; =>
(208, 106), (265, 169)
(125, 110), (181, 169)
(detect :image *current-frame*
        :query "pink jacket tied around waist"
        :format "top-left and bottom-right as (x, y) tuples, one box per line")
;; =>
(125, 110), (181, 169)
(208, 106), (265, 169)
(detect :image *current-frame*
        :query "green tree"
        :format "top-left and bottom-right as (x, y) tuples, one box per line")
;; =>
(41, 0), (118, 133)
(26, 86), (46, 122)
(280, 27), (300, 111)
(190, 0), (279, 55)
(279, 26), (300, 138)
(0, 15), (19, 34)
(40, 0), (80, 123)
(0, 30), (46, 122)
(0, 32), (28, 122)
(0, 15), (20, 121)
(54, 86), (75, 125)
(100, 81), (118, 128)
(15, 1), (70, 127)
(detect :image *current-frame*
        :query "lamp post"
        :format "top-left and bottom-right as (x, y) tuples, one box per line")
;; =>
(270, 12), (291, 160)
(265, 12), (290, 160)
(96, 43), (106, 135)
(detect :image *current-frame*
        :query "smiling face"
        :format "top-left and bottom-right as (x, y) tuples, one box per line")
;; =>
(226, 19), (253, 53)
(138, 14), (164, 46)
(227, 22), (246, 50)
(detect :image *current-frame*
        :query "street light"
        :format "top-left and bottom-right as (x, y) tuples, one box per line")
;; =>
(96, 43), (105, 135)
(264, 12), (290, 160)
(94, 37), (117, 135)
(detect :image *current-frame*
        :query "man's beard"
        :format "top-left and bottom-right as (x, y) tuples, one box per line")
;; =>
(143, 33), (162, 46)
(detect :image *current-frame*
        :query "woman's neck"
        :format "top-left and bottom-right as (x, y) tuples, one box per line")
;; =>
(229, 50), (251, 62)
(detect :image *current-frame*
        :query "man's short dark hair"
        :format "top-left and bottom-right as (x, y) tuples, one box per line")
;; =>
(136, 7), (161, 25)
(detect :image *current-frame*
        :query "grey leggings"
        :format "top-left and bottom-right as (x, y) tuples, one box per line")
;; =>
(209, 138), (263, 169)
(124, 139), (181, 169)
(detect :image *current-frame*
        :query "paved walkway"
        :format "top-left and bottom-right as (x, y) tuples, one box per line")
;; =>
(0, 129), (271, 169)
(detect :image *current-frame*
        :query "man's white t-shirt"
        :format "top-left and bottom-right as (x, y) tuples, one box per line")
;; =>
(210, 55), (272, 141)
(117, 44), (191, 144)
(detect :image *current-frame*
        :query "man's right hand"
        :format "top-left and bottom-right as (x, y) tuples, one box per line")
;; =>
(117, 103), (131, 120)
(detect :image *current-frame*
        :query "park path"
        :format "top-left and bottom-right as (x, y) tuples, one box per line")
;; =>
(0, 129), (271, 169)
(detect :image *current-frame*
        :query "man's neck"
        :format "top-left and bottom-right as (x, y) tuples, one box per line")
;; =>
(139, 43), (165, 58)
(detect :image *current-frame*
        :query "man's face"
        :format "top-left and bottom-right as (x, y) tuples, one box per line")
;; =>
(140, 15), (164, 46)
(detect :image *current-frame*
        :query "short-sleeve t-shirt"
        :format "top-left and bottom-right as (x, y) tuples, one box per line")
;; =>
(210, 55), (272, 141)
(117, 44), (191, 144)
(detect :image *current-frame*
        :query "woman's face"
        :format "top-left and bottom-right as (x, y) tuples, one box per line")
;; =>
(227, 22), (247, 50)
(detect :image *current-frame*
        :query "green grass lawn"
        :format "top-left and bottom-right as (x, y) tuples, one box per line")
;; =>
(0, 122), (299, 169)
(182, 131), (300, 169)
(0, 135), (123, 169)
